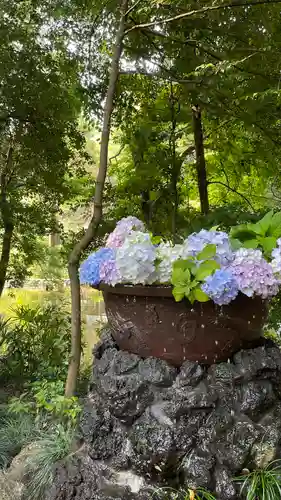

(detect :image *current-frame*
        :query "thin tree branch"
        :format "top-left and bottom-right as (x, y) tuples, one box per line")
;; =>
(109, 144), (125, 163)
(208, 180), (255, 210)
(125, 0), (143, 16)
(125, 0), (281, 34)
(65, 0), (129, 397)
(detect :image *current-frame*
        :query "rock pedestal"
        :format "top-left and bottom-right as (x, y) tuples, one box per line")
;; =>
(48, 329), (281, 500)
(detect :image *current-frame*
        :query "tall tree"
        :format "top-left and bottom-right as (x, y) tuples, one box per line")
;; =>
(0, 0), (84, 295)
(65, 0), (129, 397)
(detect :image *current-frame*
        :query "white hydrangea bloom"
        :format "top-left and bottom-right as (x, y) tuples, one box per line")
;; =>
(116, 231), (157, 285)
(156, 243), (184, 283)
(271, 243), (281, 277)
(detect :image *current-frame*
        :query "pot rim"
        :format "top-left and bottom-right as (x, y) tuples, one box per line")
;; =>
(96, 283), (173, 297)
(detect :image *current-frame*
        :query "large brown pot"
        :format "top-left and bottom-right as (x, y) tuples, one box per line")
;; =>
(98, 284), (267, 366)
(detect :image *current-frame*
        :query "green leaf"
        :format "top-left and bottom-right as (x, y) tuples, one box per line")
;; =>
(172, 288), (185, 302)
(197, 244), (216, 261)
(173, 259), (191, 270)
(190, 280), (199, 289)
(230, 224), (257, 241)
(270, 212), (281, 238)
(171, 268), (183, 285)
(183, 268), (191, 281)
(188, 290), (195, 304)
(193, 287), (210, 302)
(195, 260), (220, 281)
(210, 225), (219, 231)
(243, 239), (259, 249)
(151, 235), (162, 245)
(253, 210), (274, 236)
(260, 236), (277, 253)
(230, 238), (243, 250)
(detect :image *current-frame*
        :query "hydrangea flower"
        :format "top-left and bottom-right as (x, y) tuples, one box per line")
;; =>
(156, 242), (184, 283)
(80, 248), (115, 286)
(227, 248), (279, 299)
(106, 216), (145, 249)
(99, 250), (120, 286)
(116, 231), (156, 285)
(201, 269), (239, 305)
(182, 229), (234, 265)
(271, 239), (281, 276)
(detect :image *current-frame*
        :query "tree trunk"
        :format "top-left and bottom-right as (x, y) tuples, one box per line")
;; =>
(169, 83), (180, 241)
(65, 0), (129, 397)
(0, 221), (13, 296)
(192, 105), (209, 215)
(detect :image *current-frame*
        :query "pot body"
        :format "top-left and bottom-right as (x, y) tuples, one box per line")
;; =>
(98, 284), (267, 366)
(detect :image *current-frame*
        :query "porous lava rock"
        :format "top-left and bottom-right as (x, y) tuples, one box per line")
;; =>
(48, 329), (281, 500)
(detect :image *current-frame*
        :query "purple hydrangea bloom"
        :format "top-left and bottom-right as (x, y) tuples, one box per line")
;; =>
(227, 249), (279, 299)
(182, 229), (234, 265)
(106, 216), (145, 249)
(100, 254), (120, 286)
(79, 248), (115, 286)
(201, 269), (239, 305)
(271, 239), (281, 276)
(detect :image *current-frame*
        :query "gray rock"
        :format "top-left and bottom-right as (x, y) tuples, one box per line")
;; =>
(233, 346), (276, 380)
(104, 374), (153, 424)
(171, 381), (217, 417)
(46, 452), (152, 500)
(138, 357), (176, 387)
(110, 351), (140, 375)
(89, 420), (125, 461)
(216, 418), (260, 471)
(47, 333), (281, 500)
(79, 392), (109, 443)
(182, 449), (215, 488)
(176, 360), (204, 387)
(93, 328), (117, 360)
(94, 348), (118, 376)
(238, 380), (275, 416)
(215, 466), (236, 500)
(129, 412), (173, 471)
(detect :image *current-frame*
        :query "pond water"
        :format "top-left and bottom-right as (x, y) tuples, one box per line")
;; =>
(0, 286), (106, 360)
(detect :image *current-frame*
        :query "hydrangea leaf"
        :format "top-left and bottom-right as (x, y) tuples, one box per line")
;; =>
(243, 239), (259, 249)
(195, 260), (220, 281)
(171, 268), (183, 285)
(230, 238), (243, 250)
(173, 259), (193, 269)
(270, 212), (281, 237)
(260, 236), (277, 254)
(230, 224), (257, 241)
(193, 287), (209, 302)
(251, 210), (274, 236)
(188, 290), (195, 304)
(172, 288), (185, 302)
(197, 244), (216, 260)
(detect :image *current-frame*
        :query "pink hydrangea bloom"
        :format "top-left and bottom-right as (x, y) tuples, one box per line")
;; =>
(227, 249), (279, 299)
(106, 216), (145, 249)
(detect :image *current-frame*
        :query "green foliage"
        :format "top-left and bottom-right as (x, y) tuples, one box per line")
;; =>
(8, 380), (81, 424)
(230, 211), (281, 257)
(171, 245), (219, 303)
(267, 291), (281, 333)
(234, 461), (281, 500)
(23, 423), (76, 500)
(0, 412), (35, 468)
(0, 302), (71, 385)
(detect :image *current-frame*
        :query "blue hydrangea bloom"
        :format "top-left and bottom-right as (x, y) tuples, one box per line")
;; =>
(201, 269), (239, 305)
(80, 248), (115, 286)
(182, 229), (234, 265)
